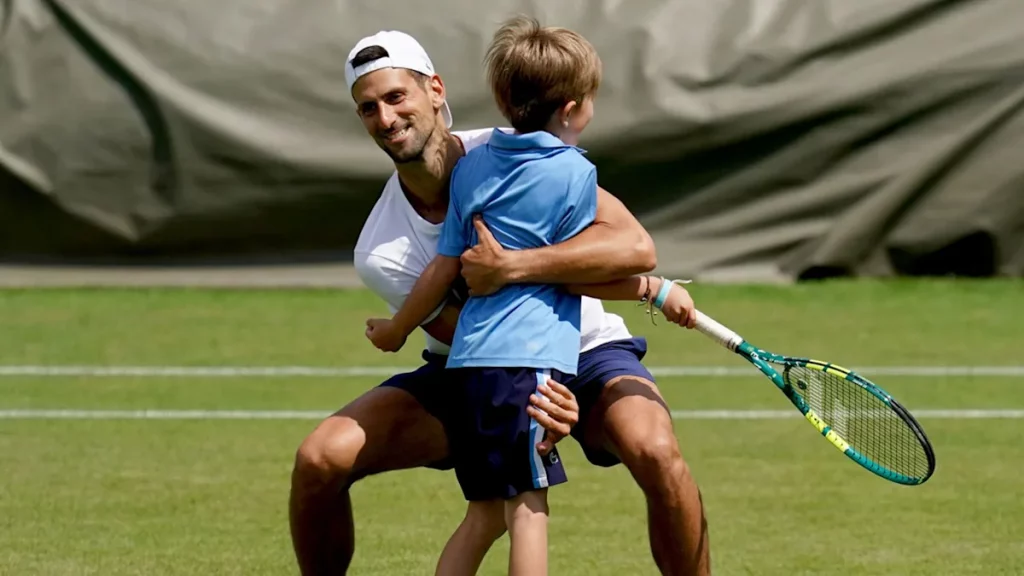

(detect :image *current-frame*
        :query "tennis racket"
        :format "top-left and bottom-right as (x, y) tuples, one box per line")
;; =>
(693, 309), (936, 486)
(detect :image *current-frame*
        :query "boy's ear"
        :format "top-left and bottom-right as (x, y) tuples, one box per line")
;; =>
(559, 100), (578, 126)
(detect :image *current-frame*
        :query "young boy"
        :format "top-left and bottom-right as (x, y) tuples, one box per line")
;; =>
(365, 16), (696, 576)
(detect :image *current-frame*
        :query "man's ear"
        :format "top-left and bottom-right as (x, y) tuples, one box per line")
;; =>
(429, 75), (446, 113)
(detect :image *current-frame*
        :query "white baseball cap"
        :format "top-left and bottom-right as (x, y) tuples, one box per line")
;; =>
(345, 30), (453, 128)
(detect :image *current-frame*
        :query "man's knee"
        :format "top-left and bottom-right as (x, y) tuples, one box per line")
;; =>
(292, 417), (366, 490)
(619, 425), (689, 490)
(595, 378), (689, 492)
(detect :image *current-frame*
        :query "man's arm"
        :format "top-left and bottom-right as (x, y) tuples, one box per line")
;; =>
(459, 186), (657, 295)
(567, 275), (697, 329)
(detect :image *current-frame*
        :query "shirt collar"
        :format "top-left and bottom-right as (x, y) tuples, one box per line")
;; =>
(488, 128), (586, 153)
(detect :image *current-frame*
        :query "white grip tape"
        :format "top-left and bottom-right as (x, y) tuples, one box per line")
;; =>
(694, 310), (743, 351)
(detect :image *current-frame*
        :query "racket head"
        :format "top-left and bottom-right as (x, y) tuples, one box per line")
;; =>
(781, 358), (936, 485)
(731, 342), (935, 485)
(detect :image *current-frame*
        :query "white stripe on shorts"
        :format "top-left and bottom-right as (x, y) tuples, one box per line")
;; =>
(530, 369), (550, 489)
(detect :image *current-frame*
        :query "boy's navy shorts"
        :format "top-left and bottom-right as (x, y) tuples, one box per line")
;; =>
(446, 366), (569, 501)
(379, 337), (654, 471)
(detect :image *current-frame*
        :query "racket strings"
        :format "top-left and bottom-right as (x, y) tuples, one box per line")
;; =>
(785, 366), (931, 479)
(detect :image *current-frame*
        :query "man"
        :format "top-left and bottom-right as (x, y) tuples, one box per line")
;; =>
(288, 30), (711, 575)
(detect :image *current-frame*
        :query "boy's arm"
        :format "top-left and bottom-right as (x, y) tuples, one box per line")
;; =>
(367, 162), (472, 352)
(354, 248), (461, 346)
(392, 255), (462, 336)
(459, 186), (656, 295)
(365, 255), (461, 352)
(419, 302), (461, 347)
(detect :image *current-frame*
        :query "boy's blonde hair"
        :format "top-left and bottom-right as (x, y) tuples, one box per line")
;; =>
(484, 16), (602, 133)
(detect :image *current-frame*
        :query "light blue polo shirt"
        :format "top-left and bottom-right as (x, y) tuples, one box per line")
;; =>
(436, 128), (598, 375)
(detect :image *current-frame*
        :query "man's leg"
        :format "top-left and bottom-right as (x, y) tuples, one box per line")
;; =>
(582, 375), (710, 576)
(289, 385), (450, 575)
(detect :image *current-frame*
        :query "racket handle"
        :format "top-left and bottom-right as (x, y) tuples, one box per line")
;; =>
(693, 310), (744, 351)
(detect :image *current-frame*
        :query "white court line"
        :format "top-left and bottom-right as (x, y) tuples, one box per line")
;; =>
(0, 409), (1021, 420)
(1, 365), (1023, 377)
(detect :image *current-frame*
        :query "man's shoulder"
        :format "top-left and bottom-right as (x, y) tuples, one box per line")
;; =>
(452, 126), (513, 153)
(353, 172), (435, 277)
(353, 228), (422, 291)
(354, 174), (402, 249)
(452, 127), (493, 152)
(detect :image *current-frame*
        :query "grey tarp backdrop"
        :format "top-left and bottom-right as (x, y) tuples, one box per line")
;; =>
(2, 0), (1022, 280)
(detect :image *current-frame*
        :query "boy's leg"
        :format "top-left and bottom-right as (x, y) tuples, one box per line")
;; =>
(435, 499), (506, 576)
(458, 367), (569, 493)
(505, 489), (549, 576)
(456, 367), (570, 576)
(503, 369), (568, 576)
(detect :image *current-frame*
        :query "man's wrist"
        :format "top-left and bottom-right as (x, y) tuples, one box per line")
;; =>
(499, 250), (527, 284)
(652, 276), (673, 309)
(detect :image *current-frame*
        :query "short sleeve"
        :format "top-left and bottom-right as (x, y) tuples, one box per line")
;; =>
(353, 251), (445, 324)
(555, 162), (598, 241)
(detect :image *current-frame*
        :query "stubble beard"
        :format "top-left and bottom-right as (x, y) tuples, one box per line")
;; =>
(381, 122), (437, 165)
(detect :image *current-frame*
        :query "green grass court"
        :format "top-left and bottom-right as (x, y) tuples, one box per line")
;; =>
(1, 280), (1022, 575)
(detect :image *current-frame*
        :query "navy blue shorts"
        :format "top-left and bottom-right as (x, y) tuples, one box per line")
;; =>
(377, 351), (457, 470)
(559, 337), (655, 467)
(446, 367), (569, 501)
(379, 337), (654, 470)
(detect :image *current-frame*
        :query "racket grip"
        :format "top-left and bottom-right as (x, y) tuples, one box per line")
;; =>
(693, 310), (744, 351)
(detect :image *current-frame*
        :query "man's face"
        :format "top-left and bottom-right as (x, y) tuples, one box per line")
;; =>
(351, 68), (441, 164)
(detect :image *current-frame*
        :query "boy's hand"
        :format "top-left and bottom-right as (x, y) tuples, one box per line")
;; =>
(365, 318), (408, 352)
(658, 281), (697, 329)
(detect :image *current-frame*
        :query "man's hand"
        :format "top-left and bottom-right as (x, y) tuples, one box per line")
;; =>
(527, 378), (580, 456)
(657, 280), (697, 329)
(365, 318), (408, 352)
(460, 215), (512, 296)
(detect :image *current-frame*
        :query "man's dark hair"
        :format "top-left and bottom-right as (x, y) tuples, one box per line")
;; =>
(350, 45), (430, 87)
(350, 45), (389, 69)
